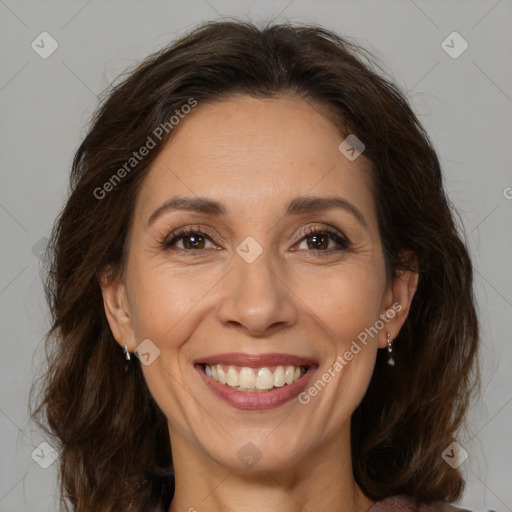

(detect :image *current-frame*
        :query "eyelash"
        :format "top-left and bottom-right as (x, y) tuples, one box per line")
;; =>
(159, 225), (351, 256)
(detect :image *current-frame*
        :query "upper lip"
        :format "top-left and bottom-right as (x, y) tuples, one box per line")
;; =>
(193, 352), (318, 368)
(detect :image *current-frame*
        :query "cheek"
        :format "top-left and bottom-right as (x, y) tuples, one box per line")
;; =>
(126, 257), (216, 344)
(299, 269), (383, 412)
(124, 260), (214, 431)
(298, 262), (386, 340)
(297, 263), (384, 393)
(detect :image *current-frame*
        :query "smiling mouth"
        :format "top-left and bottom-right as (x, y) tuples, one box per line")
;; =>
(194, 353), (318, 410)
(202, 363), (309, 392)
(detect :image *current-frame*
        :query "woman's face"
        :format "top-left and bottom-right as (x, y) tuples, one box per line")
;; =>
(103, 95), (415, 473)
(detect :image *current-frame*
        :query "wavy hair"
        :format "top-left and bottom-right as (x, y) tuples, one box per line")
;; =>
(31, 20), (479, 512)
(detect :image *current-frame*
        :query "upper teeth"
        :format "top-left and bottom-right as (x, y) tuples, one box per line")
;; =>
(205, 364), (306, 390)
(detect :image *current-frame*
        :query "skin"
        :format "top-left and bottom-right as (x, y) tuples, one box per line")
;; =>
(101, 95), (418, 512)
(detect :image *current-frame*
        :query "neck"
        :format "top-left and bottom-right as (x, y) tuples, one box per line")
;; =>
(167, 422), (374, 512)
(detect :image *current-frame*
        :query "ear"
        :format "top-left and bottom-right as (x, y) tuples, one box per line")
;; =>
(377, 251), (419, 349)
(98, 267), (137, 351)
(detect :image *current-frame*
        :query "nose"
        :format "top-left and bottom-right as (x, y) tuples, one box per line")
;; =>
(216, 249), (299, 337)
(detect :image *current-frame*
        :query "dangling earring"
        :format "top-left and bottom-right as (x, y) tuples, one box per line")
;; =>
(386, 333), (395, 366)
(124, 344), (131, 361)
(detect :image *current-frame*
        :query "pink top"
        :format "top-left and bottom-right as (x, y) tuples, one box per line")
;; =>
(369, 495), (472, 511)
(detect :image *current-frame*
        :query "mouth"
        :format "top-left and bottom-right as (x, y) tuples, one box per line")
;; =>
(194, 353), (318, 411)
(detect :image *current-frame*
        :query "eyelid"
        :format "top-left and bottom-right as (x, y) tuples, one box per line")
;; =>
(160, 225), (221, 250)
(293, 225), (351, 251)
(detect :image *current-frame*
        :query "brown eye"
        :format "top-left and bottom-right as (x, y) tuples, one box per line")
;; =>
(305, 233), (330, 250)
(296, 228), (350, 252)
(181, 233), (206, 249)
(162, 229), (217, 251)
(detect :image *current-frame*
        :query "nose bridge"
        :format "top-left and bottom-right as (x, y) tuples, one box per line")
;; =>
(237, 241), (278, 293)
(217, 237), (298, 334)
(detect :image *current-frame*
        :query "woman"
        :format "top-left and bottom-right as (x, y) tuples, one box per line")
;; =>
(32, 20), (479, 512)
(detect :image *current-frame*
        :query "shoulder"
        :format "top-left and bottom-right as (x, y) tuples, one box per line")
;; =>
(368, 495), (474, 512)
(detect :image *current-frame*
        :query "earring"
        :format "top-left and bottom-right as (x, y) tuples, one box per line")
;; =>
(386, 333), (395, 366)
(124, 344), (131, 361)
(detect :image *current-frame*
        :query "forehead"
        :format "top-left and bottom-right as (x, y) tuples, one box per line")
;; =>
(135, 95), (376, 225)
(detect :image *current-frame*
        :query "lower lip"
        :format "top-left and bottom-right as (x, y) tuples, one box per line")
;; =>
(196, 365), (317, 411)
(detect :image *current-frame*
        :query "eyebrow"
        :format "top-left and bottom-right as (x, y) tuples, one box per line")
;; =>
(147, 197), (228, 226)
(147, 195), (367, 229)
(286, 196), (368, 229)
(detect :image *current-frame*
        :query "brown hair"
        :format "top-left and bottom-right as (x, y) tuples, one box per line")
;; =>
(31, 20), (479, 512)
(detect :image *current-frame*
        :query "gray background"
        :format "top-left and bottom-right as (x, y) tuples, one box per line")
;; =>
(1, 1), (511, 511)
